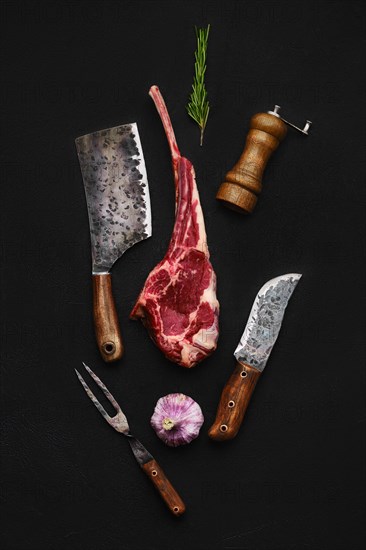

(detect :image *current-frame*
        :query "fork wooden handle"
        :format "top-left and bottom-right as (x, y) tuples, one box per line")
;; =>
(92, 274), (123, 362)
(141, 459), (186, 516)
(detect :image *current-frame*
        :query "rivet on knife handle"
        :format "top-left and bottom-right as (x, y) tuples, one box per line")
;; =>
(92, 274), (123, 362)
(141, 459), (186, 516)
(208, 361), (260, 441)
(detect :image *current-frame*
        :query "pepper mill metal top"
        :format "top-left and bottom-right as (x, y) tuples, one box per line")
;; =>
(269, 105), (312, 135)
(216, 106), (312, 214)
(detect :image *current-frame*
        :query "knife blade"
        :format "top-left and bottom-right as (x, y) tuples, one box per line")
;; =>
(76, 123), (151, 362)
(208, 273), (301, 441)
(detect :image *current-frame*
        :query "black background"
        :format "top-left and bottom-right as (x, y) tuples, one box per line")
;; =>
(1, 1), (365, 549)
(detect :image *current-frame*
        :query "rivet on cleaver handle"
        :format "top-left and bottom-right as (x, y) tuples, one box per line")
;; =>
(76, 123), (152, 362)
(209, 273), (301, 441)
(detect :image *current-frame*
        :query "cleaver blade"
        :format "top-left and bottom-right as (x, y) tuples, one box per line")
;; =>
(208, 273), (301, 441)
(76, 123), (151, 362)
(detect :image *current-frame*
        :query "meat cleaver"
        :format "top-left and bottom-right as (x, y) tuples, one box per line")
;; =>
(76, 123), (151, 362)
(209, 273), (301, 441)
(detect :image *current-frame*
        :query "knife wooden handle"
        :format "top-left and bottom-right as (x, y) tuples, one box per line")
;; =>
(92, 274), (123, 362)
(216, 113), (287, 214)
(208, 362), (261, 441)
(141, 459), (186, 516)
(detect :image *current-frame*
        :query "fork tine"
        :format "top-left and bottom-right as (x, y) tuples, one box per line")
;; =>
(75, 368), (112, 424)
(82, 363), (121, 414)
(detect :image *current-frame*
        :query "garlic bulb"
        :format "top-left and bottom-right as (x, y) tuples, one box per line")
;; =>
(151, 393), (204, 447)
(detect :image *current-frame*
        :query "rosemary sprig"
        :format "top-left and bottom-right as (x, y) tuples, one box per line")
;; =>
(186, 24), (210, 146)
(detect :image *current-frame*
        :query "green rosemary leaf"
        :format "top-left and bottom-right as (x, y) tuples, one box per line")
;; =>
(186, 24), (210, 146)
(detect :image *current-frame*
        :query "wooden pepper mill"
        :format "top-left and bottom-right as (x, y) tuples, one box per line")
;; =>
(216, 105), (312, 214)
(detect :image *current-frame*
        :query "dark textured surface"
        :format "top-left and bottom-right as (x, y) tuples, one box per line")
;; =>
(0, 1), (365, 549)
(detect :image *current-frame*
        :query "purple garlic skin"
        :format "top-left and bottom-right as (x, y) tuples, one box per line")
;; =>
(151, 393), (204, 447)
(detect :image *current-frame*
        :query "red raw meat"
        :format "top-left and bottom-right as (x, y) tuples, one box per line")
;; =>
(130, 85), (219, 368)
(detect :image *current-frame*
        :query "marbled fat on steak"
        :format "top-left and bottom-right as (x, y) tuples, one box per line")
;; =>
(130, 85), (219, 368)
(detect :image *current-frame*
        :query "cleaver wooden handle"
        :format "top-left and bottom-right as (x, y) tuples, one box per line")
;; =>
(208, 362), (261, 441)
(92, 274), (123, 362)
(141, 458), (186, 516)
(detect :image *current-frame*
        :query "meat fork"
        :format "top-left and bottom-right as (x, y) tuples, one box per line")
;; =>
(75, 363), (185, 516)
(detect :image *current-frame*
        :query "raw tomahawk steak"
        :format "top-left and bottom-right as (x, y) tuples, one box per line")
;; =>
(130, 85), (219, 368)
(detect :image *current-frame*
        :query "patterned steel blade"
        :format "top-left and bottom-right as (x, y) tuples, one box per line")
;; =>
(234, 273), (301, 371)
(76, 123), (151, 274)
